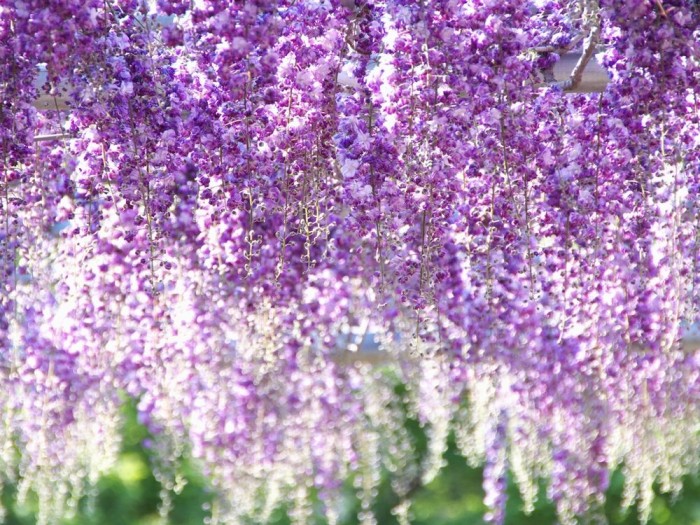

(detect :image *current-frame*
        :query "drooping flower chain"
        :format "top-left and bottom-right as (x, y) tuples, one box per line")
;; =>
(1, 1), (699, 524)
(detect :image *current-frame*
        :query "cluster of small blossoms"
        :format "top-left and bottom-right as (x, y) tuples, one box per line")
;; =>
(1, 3), (126, 524)
(2, 1), (700, 524)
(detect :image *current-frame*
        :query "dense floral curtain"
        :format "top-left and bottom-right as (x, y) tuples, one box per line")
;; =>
(1, 1), (699, 524)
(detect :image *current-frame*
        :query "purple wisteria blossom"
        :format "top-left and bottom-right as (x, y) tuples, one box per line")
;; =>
(1, 1), (699, 524)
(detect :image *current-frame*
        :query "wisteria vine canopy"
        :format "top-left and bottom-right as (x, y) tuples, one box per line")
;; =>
(1, 0), (700, 523)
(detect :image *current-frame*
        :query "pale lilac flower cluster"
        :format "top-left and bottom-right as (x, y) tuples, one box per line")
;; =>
(1, 1), (700, 524)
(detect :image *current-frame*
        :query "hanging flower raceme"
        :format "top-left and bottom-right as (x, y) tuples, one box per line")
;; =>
(2, 1), (700, 524)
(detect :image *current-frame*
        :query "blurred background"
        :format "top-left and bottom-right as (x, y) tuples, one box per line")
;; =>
(3, 398), (700, 525)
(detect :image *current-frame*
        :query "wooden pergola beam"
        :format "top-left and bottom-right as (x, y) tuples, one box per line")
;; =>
(552, 50), (608, 93)
(31, 50), (609, 114)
